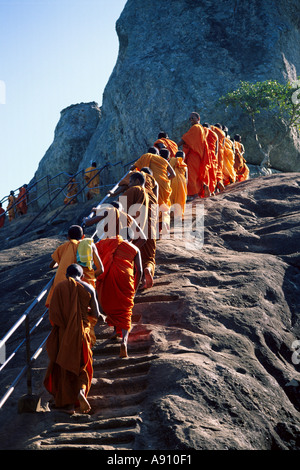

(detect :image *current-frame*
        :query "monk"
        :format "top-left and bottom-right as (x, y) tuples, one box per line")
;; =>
(64, 177), (78, 205)
(202, 123), (219, 194)
(95, 232), (143, 358)
(131, 147), (175, 209)
(177, 112), (210, 199)
(122, 171), (158, 289)
(7, 191), (16, 222)
(169, 150), (188, 217)
(222, 127), (236, 186)
(154, 131), (178, 159)
(44, 263), (103, 414)
(84, 162), (100, 200)
(16, 185), (28, 215)
(0, 203), (5, 228)
(83, 201), (146, 249)
(210, 124), (226, 192)
(234, 134), (250, 182)
(45, 225), (103, 308)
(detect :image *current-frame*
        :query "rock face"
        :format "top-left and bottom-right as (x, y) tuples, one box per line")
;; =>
(78, 0), (300, 176)
(0, 173), (300, 450)
(32, 102), (101, 207)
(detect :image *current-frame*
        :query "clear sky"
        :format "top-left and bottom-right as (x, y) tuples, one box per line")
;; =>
(0, 0), (127, 205)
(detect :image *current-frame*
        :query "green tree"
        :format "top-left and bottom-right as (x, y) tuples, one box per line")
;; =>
(219, 79), (300, 170)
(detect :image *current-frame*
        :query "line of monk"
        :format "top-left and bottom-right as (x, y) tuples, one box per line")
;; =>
(42, 112), (249, 414)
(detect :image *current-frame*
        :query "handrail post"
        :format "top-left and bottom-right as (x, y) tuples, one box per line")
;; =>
(25, 315), (32, 396)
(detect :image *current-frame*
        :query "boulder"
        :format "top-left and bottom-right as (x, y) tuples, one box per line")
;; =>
(80, 0), (300, 175)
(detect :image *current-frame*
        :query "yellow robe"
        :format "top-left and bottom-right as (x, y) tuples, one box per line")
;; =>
(133, 153), (172, 209)
(169, 156), (187, 216)
(223, 137), (236, 185)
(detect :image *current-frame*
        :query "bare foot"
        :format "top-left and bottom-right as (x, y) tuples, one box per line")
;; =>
(120, 343), (128, 358)
(144, 268), (153, 289)
(78, 389), (91, 414)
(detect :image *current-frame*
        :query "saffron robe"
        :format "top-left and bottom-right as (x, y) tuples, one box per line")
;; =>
(154, 138), (178, 158)
(0, 208), (5, 228)
(7, 195), (16, 222)
(45, 239), (80, 307)
(210, 126), (225, 184)
(223, 137), (236, 185)
(117, 172), (157, 276)
(122, 184), (156, 275)
(203, 127), (218, 193)
(169, 156), (187, 216)
(180, 124), (210, 197)
(16, 187), (27, 214)
(64, 179), (78, 205)
(133, 153), (172, 209)
(96, 237), (139, 334)
(234, 141), (250, 182)
(44, 278), (93, 408)
(84, 166), (100, 199)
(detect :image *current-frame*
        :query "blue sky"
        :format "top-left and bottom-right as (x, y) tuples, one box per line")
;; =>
(0, 0), (127, 205)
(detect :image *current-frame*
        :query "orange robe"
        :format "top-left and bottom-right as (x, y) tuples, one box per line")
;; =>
(223, 137), (236, 186)
(169, 156), (187, 216)
(203, 127), (218, 193)
(181, 124), (210, 197)
(44, 278), (93, 408)
(84, 167), (100, 200)
(16, 187), (27, 215)
(133, 153), (172, 209)
(64, 178), (78, 205)
(210, 126), (225, 185)
(7, 195), (16, 222)
(154, 138), (178, 158)
(0, 208), (5, 228)
(234, 141), (250, 182)
(96, 237), (138, 335)
(45, 239), (79, 307)
(116, 172), (157, 277)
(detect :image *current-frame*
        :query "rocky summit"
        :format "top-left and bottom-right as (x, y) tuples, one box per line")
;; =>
(32, 0), (300, 196)
(0, 172), (300, 450)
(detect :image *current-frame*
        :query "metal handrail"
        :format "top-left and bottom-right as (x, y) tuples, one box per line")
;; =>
(0, 160), (131, 411)
(0, 275), (54, 410)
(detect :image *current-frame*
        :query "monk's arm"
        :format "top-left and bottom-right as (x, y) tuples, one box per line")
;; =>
(167, 163), (176, 179)
(134, 250), (143, 292)
(92, 244), (104, 277)
(49, 259), (58, 269)
(177, 138), (185, 147)
(89, 288), (105, 321)
(128, 215), (147, 248)
(82, 212), (106, 227)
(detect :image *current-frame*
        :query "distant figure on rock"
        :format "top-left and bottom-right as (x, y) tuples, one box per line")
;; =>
(154, 131), (178, 159)
(95, 230), (142, 358)
(44, 263), (103, 415)
(178, 112), (210, 200)
(0, 203), (5, 228)
(16, 185), (28, 215)
(234, 134), (250, 182)
(84, 162), (100, 200)
(7, 191), (16, 222)
(64, 176), (78, 205)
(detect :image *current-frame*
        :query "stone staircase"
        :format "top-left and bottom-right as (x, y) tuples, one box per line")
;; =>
(29, 315), (157, 450)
